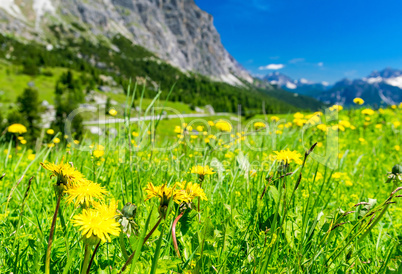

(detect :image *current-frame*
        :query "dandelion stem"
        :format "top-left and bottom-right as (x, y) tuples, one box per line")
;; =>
(172, 212), (184, 257)
(86, 241), (100, 274)
(120, 217), (162, 272)
(45, 193), (62, 274)
(80, 243), (91, 274)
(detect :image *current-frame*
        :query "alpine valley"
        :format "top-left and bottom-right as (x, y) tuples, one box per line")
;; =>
(0, 0), (323, 115)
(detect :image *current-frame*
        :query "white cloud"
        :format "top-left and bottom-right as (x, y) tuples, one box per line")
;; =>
(289, 58), (305, 64)
(318, 62), (324, 67)
(258, 64), (284, 70)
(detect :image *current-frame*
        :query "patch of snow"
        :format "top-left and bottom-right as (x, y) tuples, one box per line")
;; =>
(285, 81), (297, 89)
(322, 81), (329, 86)
(0, 0), (24, 19)
(378, 89), (396, 105)
(270, 80), (278, 85)
(33, 0), (55, 30)
(220, 73), (243, 86)
(366, 76), (383, 84)
(299, 78), (310, 84)
(384, 76), (402, 89)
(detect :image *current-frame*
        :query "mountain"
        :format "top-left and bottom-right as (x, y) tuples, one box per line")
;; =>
(0, 0), (251, 85)
(262, 72), (330, 96)
(317, 68), (402, 106)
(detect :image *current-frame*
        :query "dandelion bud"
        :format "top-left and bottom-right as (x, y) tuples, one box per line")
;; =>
(122, 203), (137, 219)
(392, 164), (402, 175)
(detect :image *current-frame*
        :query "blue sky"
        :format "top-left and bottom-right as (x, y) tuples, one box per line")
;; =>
(195, 0), (402, 84)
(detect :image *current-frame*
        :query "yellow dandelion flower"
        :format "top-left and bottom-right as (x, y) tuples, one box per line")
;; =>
(271, 149), (303, 165)
(109, 109), (117, 116)
(179, 181), (208, 202)
(270, 116), (280, 122)
(317, 124), (327, 132)
(196, 126), (204, 132)
(72, 204), (120, 243)
(20, 140), (27, 145)
(361, 108), (375, 115)
(8, 124), (27, 134)
(254, 122), (266, 130)
(53, 137), (60, 144)
(28, 154), (35, 161)
(144, 182), (188, 205)
(190, 165), (215, 175)
(40, 161), (86, 187)
(65, 180), (108, 207)
(353, 98), (364, 105)
(215, 120), (232, 132)
(174, 126), (182, 134)
(46, 129), (54, 135)
(93, 150), (104, 158)
(208, 121), (215, 126)
(395, 145), (400, 151)
(329, 105), (343, 111)
(293, 112), (304, 119)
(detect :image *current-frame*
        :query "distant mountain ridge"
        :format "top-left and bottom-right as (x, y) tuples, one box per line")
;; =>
(0, 0), (252, 85)
(261, 68), (402, 106)
(262, 72), (330, 96)
(317, 68), (402, 106)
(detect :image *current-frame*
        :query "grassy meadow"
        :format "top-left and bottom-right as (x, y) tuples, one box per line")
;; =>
(0, 98), (402, 273)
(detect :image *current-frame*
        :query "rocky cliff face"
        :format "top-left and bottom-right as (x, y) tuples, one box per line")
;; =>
(0, 0), (252, 85)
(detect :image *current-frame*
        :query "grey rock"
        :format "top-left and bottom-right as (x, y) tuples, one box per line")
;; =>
(0, 0), (252, 85)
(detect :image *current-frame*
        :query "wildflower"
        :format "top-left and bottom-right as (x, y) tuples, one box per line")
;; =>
(46, 129), (54, 135)
(74, 140), (79, 145)
(178, 182), (208, 202)
(190, 165), (215, 176)
(40, 161), (85, 188)
(196, 126), (204, 132)
(393, 121), (401, 128)
(332, 172), (344, 179)
(317, 124), (327, 132)
(28, 154), (35, 161)
(8, 124), (27, 134)
(208, 121), (214, 126)
(109, 109), (117, 116)
(329, 105), (343, 111)
(271, 149), (303, 165)
(174, 126), (182, 134)
(65, 180), (108, 207)
(145, 183), (188, 205)
(353, 98), (364, 105)
(215, 120), (232, 132)
(145, 183), (188, 217)
(270, 116), (280, 122)
(361, 108), (375, 115)
(72, 202), (120, 243)
(293, 112), (304, 119)
(21, 140), (27, 145)
(395, 145), (400, 151)
(93, 146), (105, 158)
(53, 138), (60, 144)
(254, 122), (266, 130)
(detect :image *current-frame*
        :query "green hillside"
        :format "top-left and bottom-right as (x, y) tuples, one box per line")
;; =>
(0, 32), (324, 114)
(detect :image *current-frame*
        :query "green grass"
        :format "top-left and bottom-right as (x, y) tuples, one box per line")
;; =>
(0, 104), (401, 273)
(0, 62), (70, 104)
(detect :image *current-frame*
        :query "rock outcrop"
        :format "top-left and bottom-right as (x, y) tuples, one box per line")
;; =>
(0, 0), (252, 85)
